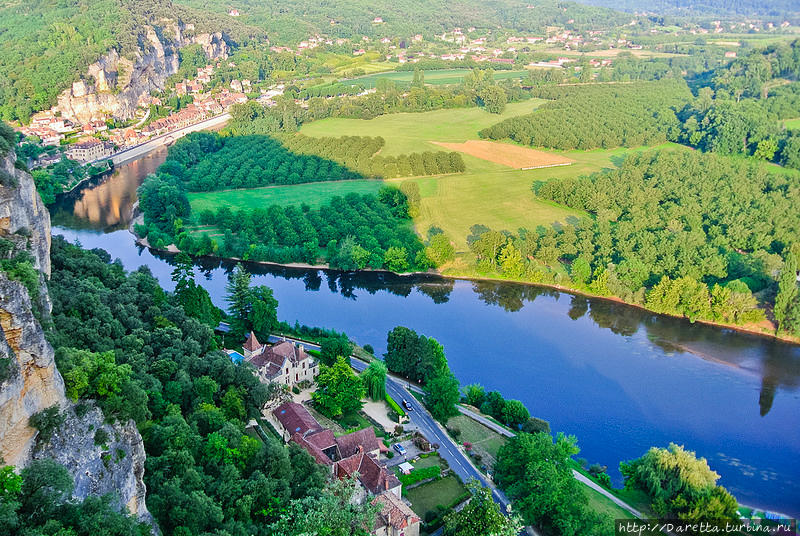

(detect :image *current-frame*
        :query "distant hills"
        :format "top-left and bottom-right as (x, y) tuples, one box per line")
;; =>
(572, 0), (800, 17)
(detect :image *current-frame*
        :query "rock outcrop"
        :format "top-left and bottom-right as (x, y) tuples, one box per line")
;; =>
(57, 23), (228, 124)
(0, 147), (153, 526)
(34, 404), (153, 525)
(0, 149), (58, 468)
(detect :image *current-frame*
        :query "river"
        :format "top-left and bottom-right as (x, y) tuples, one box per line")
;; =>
(50, 151), (800, 517)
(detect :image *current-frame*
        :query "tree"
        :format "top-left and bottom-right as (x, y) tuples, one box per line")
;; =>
(384, 326), (420, 379)
(501, 399), (530, 429)
(479, 85), (507, 114)
(268, 477), (379, 536)
(774, 250), (800, 336)
(226, 265), (253, 338)
(18, 459), (73, 525)
(361, 360), (387, 401)
(495, 432), (605, 535)
(384, 246), (409, 272)
(426, 234), (455, 266)
(320, 336), (354, 366)
(312, 356), (366, 418)
(171, 252), (221, 327)
(443, 480), (522, 536)
(425, 368), (460, 422)
(620, 443), (738, 522)
(463, 383), (486, 408)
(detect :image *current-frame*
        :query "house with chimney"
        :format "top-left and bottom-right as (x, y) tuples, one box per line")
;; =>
(243, 333), (319, 388)
(271, 401), (403, 506)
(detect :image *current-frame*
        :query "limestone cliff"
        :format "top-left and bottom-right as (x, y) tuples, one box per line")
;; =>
(57, 23), (228, 124)
(0, 147), (153, 526)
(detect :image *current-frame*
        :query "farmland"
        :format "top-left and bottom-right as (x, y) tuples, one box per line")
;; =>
(433, 139), (575, 169)
(342, 68), (529, 88)
(299, 99), (545, 155)
(783, 117), (800, 131)
(298, 101), (688, 259)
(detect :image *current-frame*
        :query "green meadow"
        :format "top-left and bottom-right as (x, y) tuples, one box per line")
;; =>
(299, 99), (545, 155)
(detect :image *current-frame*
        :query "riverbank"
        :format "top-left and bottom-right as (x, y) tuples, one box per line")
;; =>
(129, 223), (800, 347)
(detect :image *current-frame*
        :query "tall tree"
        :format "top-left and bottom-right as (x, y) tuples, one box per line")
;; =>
(774, 249), (800, 336)
(443, 481), (522, 536)
(312, 356), (366, 418)
(361, 360), (387, 401)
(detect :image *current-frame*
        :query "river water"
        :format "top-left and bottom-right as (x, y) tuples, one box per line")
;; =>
(50, 153), (800, 517)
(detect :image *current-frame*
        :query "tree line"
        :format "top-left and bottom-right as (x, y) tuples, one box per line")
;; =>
(479, 80), (692, 150)
(279, 134), (466, 178)
(469, 149), (800, 327)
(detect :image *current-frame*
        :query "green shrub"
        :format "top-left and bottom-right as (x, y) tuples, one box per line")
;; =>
(94, 428), (110, 446)
(385, 394), (406, 416)
(0, 353), (14, 383)
(29, 405), (65, 442)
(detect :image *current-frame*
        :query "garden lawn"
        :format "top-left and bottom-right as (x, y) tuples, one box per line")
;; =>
(446, 414), (507, 467)
(299, 100), (545, 155)
(187, 180), (385, 213)
(581, 482), (635, 521)
(404, 474), (468, 519)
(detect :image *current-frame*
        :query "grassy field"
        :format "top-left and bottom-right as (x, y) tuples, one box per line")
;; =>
(342, 69), (528, 88)
(187, 180), (385, 213)
(404, 474), (467, 519)
(447, 414), (507, 467)
(783, 117), (800, 131)
(299, 100), (545, 155)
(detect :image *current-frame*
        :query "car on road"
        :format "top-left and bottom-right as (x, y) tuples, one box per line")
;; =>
(393, 443), (407, 456)
(402, 399), (413, 411)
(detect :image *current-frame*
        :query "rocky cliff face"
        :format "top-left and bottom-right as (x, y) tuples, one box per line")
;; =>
(0, 149), (58, 468)
(57, 23), (228, 124)
(0, 148), (153, 527)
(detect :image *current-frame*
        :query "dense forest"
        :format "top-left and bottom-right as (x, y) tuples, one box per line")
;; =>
(0, 0), (263, 123)
(479, 81), (692, 150)
(9, 237), (379, 536)
(469, 150), (800, 331)
(175, 0), (630, 45)
(576, 0), (800, 18)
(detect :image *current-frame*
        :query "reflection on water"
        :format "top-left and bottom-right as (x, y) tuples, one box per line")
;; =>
(49, 147), (168, 231)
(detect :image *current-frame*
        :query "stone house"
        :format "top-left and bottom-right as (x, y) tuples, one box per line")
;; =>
(243, 334), (319, 388)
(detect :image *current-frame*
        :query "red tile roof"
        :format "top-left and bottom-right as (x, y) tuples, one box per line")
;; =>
(335, 450), (400, 495)
(274, 402), (323, 437)
(336, 427), (381, 458)
(292, 432), (334, 465)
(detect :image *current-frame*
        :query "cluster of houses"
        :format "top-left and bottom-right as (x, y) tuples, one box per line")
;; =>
(241, 334), (420, 536)
(270, 401), (420, 536)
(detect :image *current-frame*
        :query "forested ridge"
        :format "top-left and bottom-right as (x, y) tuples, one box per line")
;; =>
(175, 0), (630, 45)
(468, 150), (800, 332)
(0, 0), (263, 123)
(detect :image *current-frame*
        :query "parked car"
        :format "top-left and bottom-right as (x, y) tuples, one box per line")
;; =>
(402, 399), (413, 411)
(393, 443), (407, 456)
